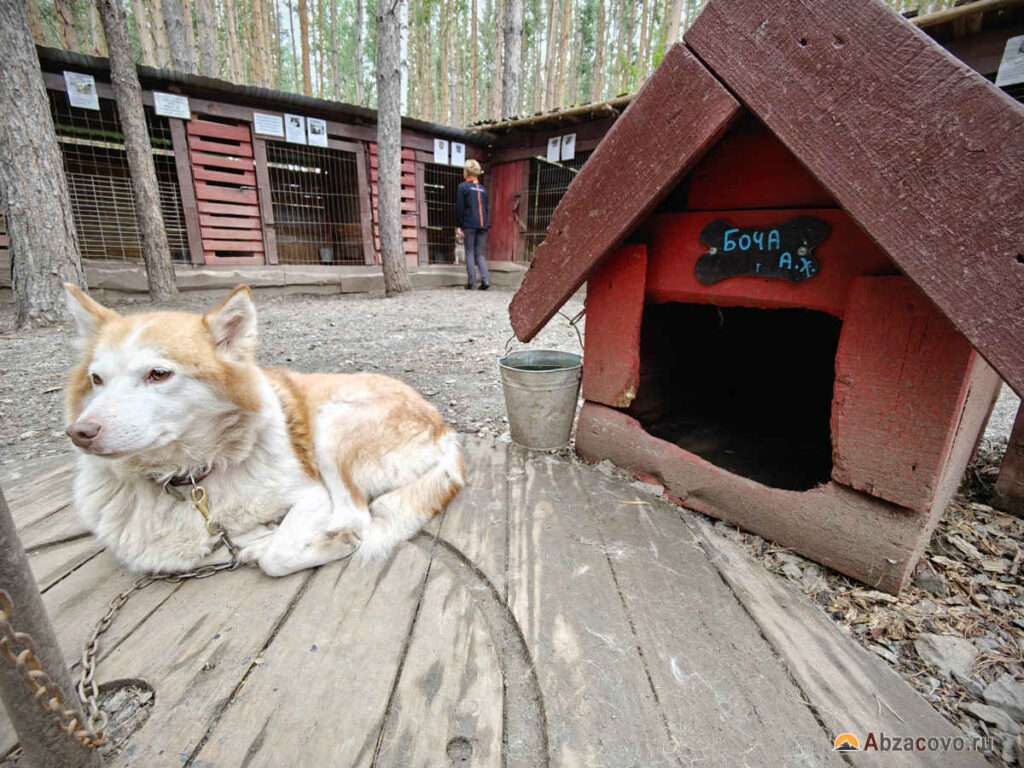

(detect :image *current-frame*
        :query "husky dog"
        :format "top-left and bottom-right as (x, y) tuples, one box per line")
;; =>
(63, 285), (465, 576)
(454, 228), (466, 265)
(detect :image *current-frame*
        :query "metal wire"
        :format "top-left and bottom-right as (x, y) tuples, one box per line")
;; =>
(265, 142), (364, 266)
(523, 150), (592, 260)
(48, 90), (189, 262)
(424, 163), (464, 264)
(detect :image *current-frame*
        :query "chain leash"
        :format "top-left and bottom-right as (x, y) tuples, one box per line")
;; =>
(0, 477), (239, 750)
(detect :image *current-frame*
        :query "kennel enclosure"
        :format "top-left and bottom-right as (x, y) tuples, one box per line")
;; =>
(508, 0), (1024, 593)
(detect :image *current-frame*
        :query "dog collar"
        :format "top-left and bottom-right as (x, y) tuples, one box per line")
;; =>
(160, 465), (213, 501)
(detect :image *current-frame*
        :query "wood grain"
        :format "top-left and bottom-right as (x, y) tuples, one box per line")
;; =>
(685, 0), (1024, 395)
(508, 43), (741, 342)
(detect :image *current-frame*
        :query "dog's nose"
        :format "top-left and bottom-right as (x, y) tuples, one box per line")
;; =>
(66, 420), (102, 448)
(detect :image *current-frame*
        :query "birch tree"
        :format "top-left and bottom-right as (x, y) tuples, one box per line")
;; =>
(97, 0), (178, 299)
(376, 0), (412, 294)
(0, 0), (87, 327)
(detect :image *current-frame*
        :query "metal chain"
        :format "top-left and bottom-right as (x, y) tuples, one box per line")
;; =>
(1, 478), (239, 750)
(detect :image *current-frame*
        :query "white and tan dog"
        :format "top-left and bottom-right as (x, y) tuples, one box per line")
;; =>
(63, 284), (464, 576)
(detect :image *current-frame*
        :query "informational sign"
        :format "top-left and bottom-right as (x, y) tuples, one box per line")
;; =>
(450, 141), (466, 167)
(284, 114), (307, 144)
(547, 136), (561, 163)
(560, 133), (576, 161)
(307, 117), (328, 147)
(695, 217), (830, 286)
(153, 92), (190, 120)
(433, 138), (449, 165)
(63, 71), (99, 111)
(253, 112), (284, 137)
(996, 35), (1024, 87)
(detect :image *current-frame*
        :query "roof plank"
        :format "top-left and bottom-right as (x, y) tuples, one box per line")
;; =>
(508, 44), (740, 341)
(686, 0), (1024, 395)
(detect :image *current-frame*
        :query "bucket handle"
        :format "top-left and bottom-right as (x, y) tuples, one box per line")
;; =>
(504, 308), (585, 356)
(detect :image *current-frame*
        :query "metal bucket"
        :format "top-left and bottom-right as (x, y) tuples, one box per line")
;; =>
(499, 350), (583, 450)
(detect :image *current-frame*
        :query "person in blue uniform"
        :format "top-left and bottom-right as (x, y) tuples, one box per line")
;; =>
(455, 159), (490, 290)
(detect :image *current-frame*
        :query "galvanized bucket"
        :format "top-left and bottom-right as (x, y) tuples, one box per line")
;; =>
(499, 350), (583, 450)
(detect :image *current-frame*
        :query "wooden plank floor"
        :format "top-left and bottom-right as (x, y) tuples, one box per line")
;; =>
(0, 440), (985, 767)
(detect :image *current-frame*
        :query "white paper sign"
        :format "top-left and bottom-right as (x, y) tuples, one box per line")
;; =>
(253, 112), (284, 137)
(153, 92), (190, 120)
(307, 117), (328, 147)
(433, 138), (449, 165)
(63, 71), (99, 111)
(284, 114), (307, 144)
(547, 136), (561, 163)
(450, 141), (466, 167)
(560, 133), (577, 161)
(996, 35), (1024, 87)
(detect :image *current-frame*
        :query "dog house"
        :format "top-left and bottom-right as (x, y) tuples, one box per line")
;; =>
(509, 0), (1024, 593)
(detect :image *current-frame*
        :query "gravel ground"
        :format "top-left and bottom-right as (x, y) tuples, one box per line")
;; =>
(0, 286), (584, 466)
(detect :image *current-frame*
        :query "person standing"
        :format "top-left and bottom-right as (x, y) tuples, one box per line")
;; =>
(455, 159), (490, 290)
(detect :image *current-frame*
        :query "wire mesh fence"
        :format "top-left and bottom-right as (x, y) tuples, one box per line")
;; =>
(523, 150), (592, 260)
(265, 142), (365, 265)
(423, 163), (464, 264)
(48, 90), (190, 262)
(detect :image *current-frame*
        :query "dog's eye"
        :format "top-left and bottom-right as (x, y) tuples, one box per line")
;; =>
(147, 369), (173, 383)
(90, 373), (103, 386)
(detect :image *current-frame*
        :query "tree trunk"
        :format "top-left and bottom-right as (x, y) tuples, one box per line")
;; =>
(554, 0), (570, 106)
(592, 0), (604, 100)
(355, 0), (364, 104)
(195, 0), (218, 75)
(470, 0), (478, 122)
(151, 0), (171, 66)
(376, 0), (411, 295)
(0, 0), (87, 327)
(501, 0), (523, 117)
(89, 1), (108, 54)
(163, 0), (196, 72)
(24, 0), (46, 45)
(298, 0), (311, 95)
(97, 0), (178, 300)
(330, 0), (339, 98)
(638, 0), (649, 76)
(399, 0), (409, 114)
(492, 0), (503, 118)
(181, 0), (196, 62)
(664, 0), (681, 46)
(223, 0), (242, 81)
(133, 0), (157, 64)
(542, 0), (557, 109)
(54, 0), (80, 50)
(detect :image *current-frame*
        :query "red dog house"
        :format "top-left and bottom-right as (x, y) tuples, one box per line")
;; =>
(509, 0), (1024, 593)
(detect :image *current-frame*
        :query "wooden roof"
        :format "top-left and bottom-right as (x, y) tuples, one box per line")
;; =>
(508, 0), (1024, 396)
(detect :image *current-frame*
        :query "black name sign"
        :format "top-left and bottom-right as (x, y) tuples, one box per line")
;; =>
(694, 217), (831, 286)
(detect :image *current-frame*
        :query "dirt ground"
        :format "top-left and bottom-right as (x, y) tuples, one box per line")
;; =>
(2, 285), (1022, 764)
(0, 286), (584, 466)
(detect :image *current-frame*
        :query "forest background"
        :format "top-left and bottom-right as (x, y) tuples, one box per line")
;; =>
(26, 0), (964, 126)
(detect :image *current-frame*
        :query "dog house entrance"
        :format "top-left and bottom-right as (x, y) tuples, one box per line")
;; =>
(628, 303), (841, 491)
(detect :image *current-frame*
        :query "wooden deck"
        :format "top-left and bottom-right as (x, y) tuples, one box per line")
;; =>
(0, 439), (987, 767)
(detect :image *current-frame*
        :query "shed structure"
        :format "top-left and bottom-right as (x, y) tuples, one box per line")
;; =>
(509, 0), (1024, 593)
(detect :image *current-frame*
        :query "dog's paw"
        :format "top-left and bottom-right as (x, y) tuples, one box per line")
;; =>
(320, 527), (362, 560)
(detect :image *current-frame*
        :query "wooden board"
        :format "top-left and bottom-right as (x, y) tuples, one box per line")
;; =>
(690, 515), (989, 768)
(198, 214), (260, 229)
(995, 404), (1024, 516)
(645, 208), (896, 317)
(195, 201), (260, 217)
(190, 550), (430, 766)
(186, 119), (253, 142)
(832, 277), (975, 512)
(191, 166), (257, 186)
(579, 466), (843, 766)
(189, 151), (255, 170)
(201, 239), (264, 252)
(685, 0), (1024, 395)
(200, 227), (263, 241)
(186, 135), (254, 157)
(508, 44), (741, 342)
(582, 244), (647, 408)
(194, 182), (258, 205)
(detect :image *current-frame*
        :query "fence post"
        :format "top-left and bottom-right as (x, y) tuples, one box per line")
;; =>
(0, 486), (102, 768)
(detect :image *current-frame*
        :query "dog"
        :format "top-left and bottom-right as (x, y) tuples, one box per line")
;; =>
(454, 228), (465, 265)
(63, 284), (465, 577)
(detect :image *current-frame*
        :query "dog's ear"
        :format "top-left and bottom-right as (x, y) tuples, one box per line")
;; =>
(204, 285), (257, 361)
(65, 284), (116, 345)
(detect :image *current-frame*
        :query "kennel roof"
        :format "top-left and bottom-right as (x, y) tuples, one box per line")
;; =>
(507, 0), (1024, 396)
